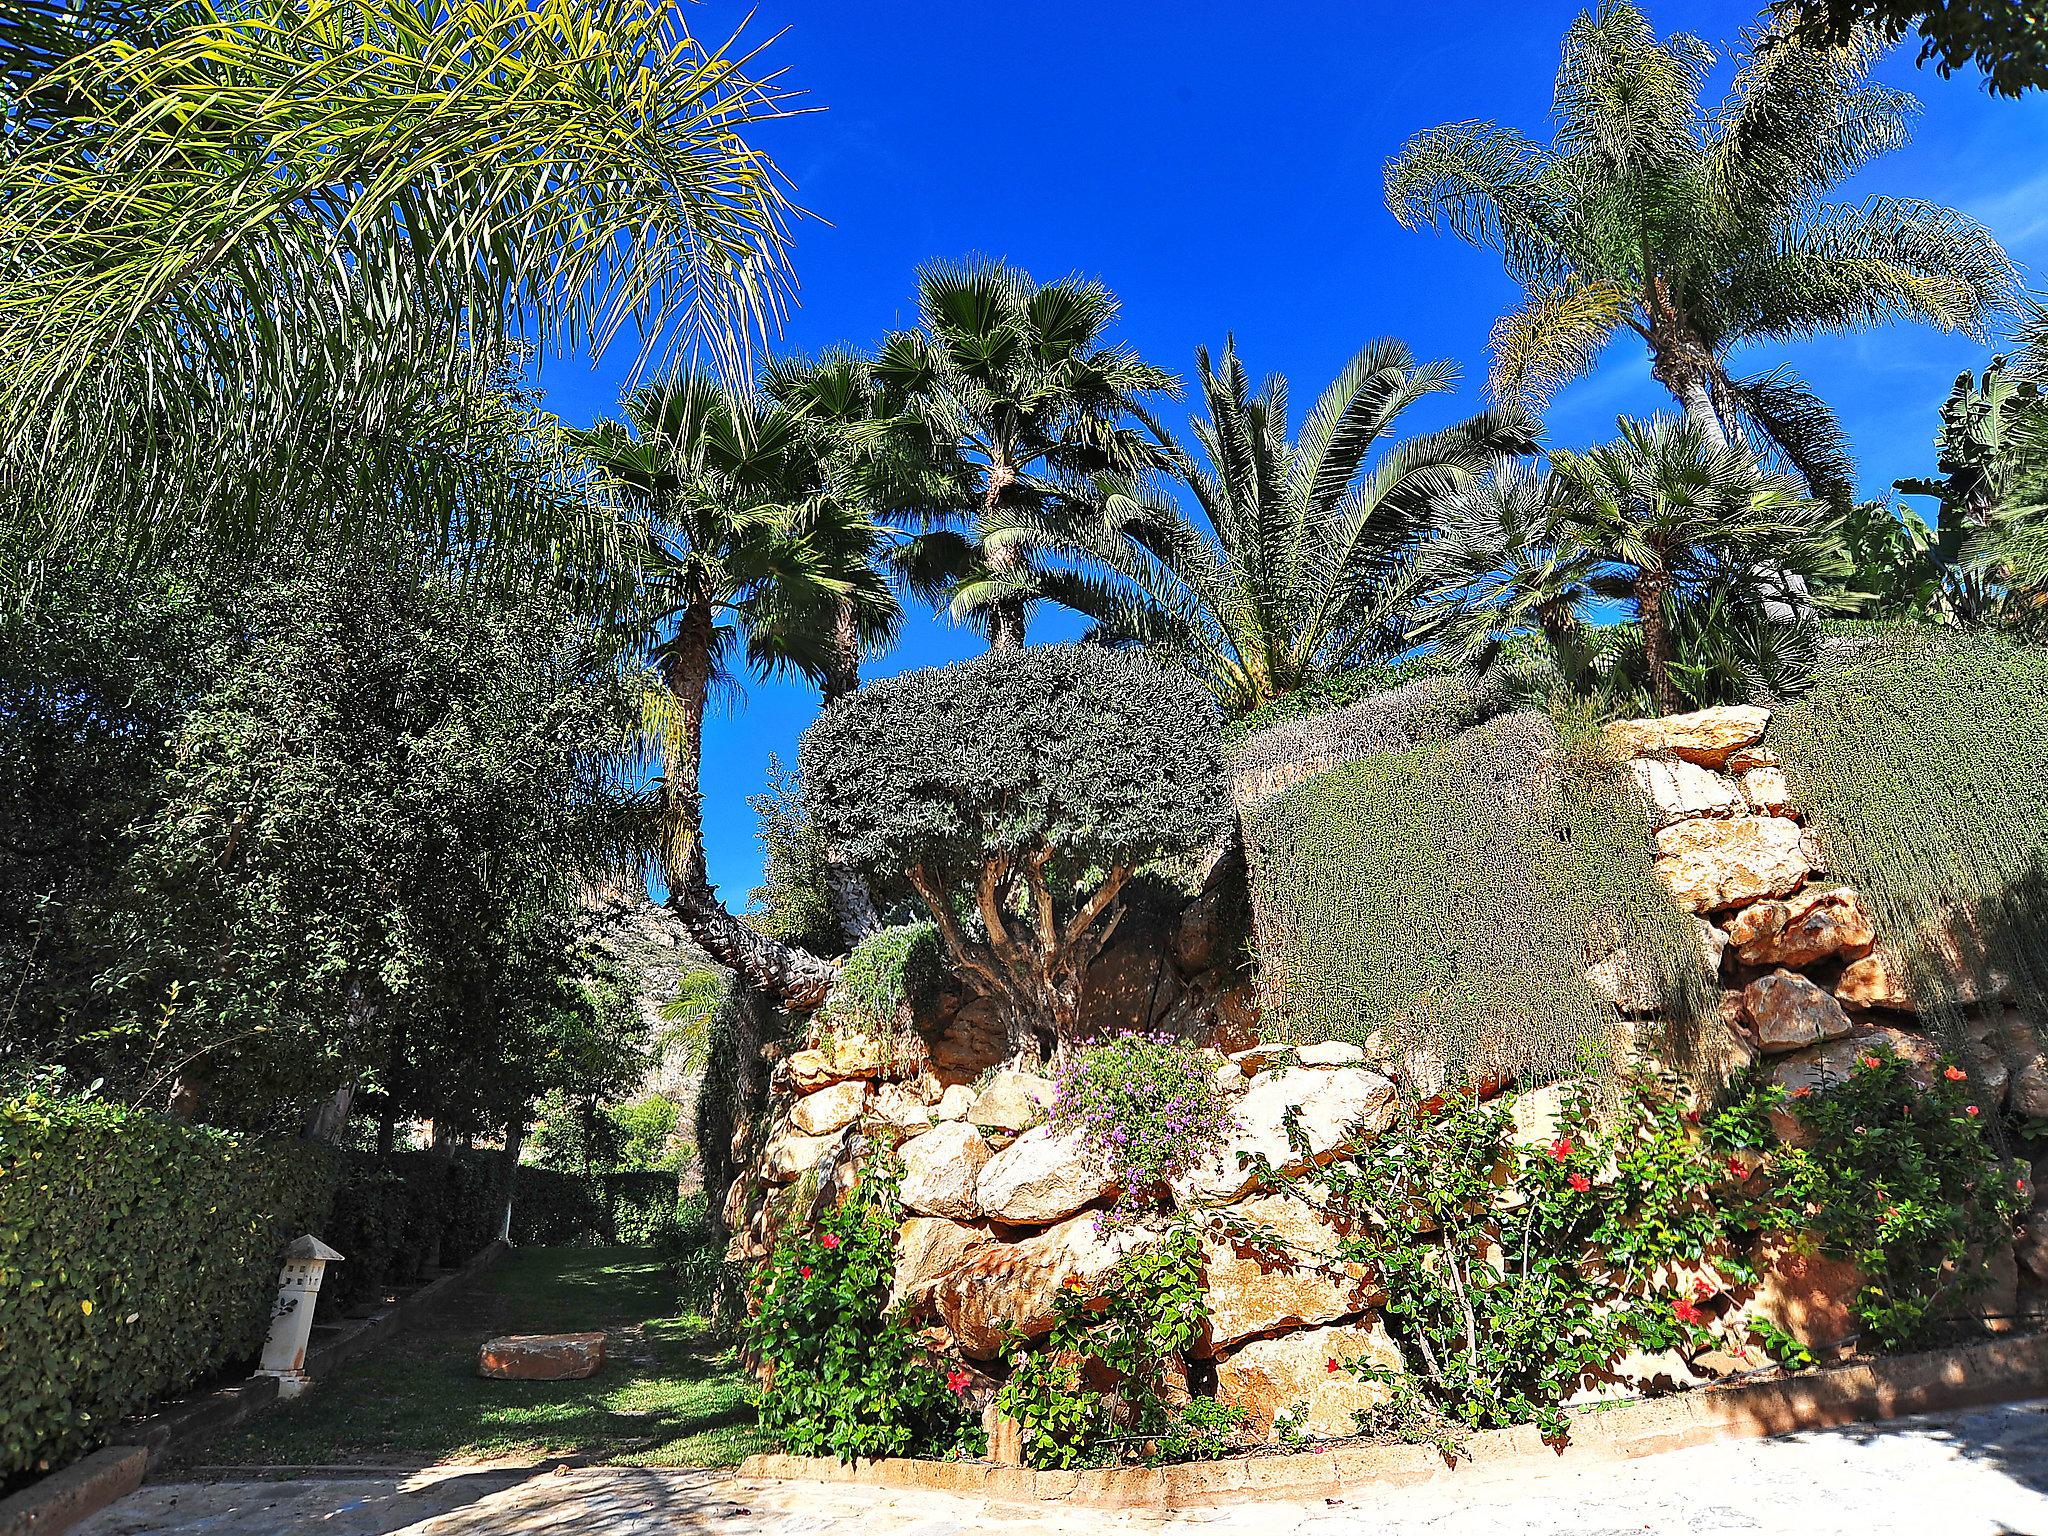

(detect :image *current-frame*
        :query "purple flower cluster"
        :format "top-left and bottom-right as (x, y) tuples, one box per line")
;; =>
(1050, 1031), (1233, 1231)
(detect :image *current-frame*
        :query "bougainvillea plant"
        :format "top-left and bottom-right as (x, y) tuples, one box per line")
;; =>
(1049, 1032), (1233, 1230)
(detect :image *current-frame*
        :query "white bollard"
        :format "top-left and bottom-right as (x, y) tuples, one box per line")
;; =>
(256, 1235), (344, 1399)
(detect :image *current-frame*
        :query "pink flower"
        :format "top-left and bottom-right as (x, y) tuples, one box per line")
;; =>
(820, 1233), (841, 1250)
(1549, 1138), (1574, 1163)
(1568, 1172), (1592, 1193)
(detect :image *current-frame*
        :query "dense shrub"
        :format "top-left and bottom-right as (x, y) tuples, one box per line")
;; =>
(0, 1095), (333, 1478)
(745, 1159), (979, 1461)
(816, 923), (942, 1037)
(800, 645), (1228, 1060)
(507, 1167), (679, 1249)
(317, 1149), (513, 1313)
(1049, 1034), (1231, 1231)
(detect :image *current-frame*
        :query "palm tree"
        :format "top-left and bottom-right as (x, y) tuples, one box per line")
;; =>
(1384, 2), (2017, 502)
(3, 0), (798, 555)
(1036, 340), (1537, 716)
(1535, 418), (1849, 712)
(566, 378), (893, 1006)
(873, 261), (1175, 650)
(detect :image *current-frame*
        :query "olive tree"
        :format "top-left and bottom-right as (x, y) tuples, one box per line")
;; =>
(798, 645), (1227, 1063)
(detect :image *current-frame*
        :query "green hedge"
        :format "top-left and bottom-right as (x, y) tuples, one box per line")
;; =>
(318, 1149), (513, 1314)
(0, 1095), (333, 1479)
(510, 1168), (679, 1247)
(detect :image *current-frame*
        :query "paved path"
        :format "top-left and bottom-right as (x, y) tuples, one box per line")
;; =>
(80, 1398), (2048, 1536)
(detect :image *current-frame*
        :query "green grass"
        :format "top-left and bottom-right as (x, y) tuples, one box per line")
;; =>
(210, 1246), (766, 1469)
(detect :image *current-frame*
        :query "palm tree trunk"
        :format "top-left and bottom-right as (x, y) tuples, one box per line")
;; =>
(1638, 565), (1678, 715)
(1645, 278), (1731, 448)
(658, 605), (840, 1009)
(821, 596), (862, 704)
(982, 463), (1027, 652)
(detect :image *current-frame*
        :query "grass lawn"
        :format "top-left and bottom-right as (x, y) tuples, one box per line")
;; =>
(210, 1246), (767, 1469)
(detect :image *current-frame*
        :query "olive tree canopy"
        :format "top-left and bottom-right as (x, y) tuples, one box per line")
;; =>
(798, 644), (1227, 1061)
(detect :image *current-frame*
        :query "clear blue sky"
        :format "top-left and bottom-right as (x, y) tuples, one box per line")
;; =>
(532, 0), (2048, 905)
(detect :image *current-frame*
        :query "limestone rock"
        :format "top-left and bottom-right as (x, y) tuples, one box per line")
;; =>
(1737, 764), (1792, 816)
(1768, 1028), (1937, 1101)
(786, 1049), (836, 1091)
(927, 1211), (1155, 1357)
(1836, 950), (1916, 1013)
(1727, 887), (1875, 968)
(933, 1083), (976, 1122)
(1743, 972), (1855, 1053)
(862, 1082), (934, 1145)
(1214, 1318), (1405, 1439)
(1196, 1194), (1380, 1356)
(790, 1080), (866, 1137)
(1627, 756), (1746, 830)
(891, 1216), (998, 1311)
(478, 1332), (605, 1381)
(1215, 1061), (1247, 1092)
(1604, 705), (1770, 769)
(967, 1070), (1055, 1133)
(1747, 1238), (1862, 1352)
(1586, 946), (1664, 1013)
(1697, 919), (1730, 978)
(976, 1126), (1112, 1225)
(761, 1125), (840, 1183)
(1296, 1041), (1366, 1068)
(1566, 1347), (1705, 1406)
(898, 1121), (992, 1220)
(1800, 826), (1830, 876)
(1653, 816), (1810, 913)
(1726, 745), (1780, 774)
(1178, 1067), (1399, 1203)
(1507, 1082), (1570, 1149)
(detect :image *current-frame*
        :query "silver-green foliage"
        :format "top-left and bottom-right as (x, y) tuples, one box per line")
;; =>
(1775, 634), (2048, 1047)
(819, 924), (942, 1036)
(1244, 711), (1710, 1095)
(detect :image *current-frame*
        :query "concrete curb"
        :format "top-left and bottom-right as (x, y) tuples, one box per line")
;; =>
(0, 1448), (146, 1536)
(739, 1332), (2048, 1508)
(0, 1240), (511, 1536)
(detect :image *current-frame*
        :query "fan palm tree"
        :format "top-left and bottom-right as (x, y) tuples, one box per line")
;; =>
(1385, 2), (2017, 502)
(1035, 339), (1538, 716)
(1532, 418), (1850, 712)
(872, 261), (1175, 650)
(566, 378), (893, 1006)
(3, 0), (799, 556)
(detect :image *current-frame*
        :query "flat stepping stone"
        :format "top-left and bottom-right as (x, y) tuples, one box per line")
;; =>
(477, 1332), (605, 1381)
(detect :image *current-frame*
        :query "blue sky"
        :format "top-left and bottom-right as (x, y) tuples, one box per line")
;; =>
(532, 0), (2048, 904)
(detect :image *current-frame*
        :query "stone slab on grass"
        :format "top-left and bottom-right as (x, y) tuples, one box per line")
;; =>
(477, 1332), (606, 1381)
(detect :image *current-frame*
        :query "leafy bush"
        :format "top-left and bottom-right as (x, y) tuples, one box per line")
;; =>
(799, 645), (1228, 1060)
(1049, 1034), (1232, 1230)
(317, 1148), (514, 1312)
(744, 1160), (978, 1461)
(0, 1094), (334, 1478)
(816, 923), (942, 1036)
(507, 1167), (678, 1249)
(1770, 1046), (2027, 1349)
(991, 1224), (1211, 1469)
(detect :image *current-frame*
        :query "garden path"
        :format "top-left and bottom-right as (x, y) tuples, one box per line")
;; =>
(78, 1396), (2048, 1535)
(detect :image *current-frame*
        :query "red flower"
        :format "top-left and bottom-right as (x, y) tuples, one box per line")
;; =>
(1568, 1172), (1592, 1193)
(1684, 1109), (1701, 1125)
(1859, 1055), (1880, 1071)
(1548, 1138), (1574, 1162)
(1966, 1105), (1981, 1117)
(2019, 1178), (2029, 1194)
(1673, 1298), (1707, 1327)
(1326, 1357), (1341, 1373)
(1726, 1154), (1748, 1179)
(1945, 1065), (1968, 1082)
(799, 1264), (813, 1279)
(820, 1233), (841, 1250)
(1693, 1279), (1714, 1300)
(946, 1367), (972, 1396)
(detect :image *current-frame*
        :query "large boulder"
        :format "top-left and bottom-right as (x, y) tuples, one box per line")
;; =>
(1604, 706), (1769, 769)
(1626, 757), (1746, 830)
(478, 1332), (605, 1381)
(925, 1211), (1156, 1357)
(890, 1216), (998, 1312)
(862, 1081), (935, 1146)
(1178, 1067), (1400, 1203)
(898, 1121), (992, 1220)
(967, 1069), (1055, 1133)
(1744, 1238), (1863, 1353)
(1743, 972), (1855, 1054)
(1653, 816), (1810, 913)
(789, 1080), (867, 1137)
(789, 1029), (910, 1089)
(1196, 1194), (1380, 1355)
(1213, 1318), (1405, 1439)
(761, 1125), (842, 1183)
(1835, 949), (1916, 1013)
(975, 1126), (1111, 1225)
(1727, 887), (1875, 968)
(1768, 1028), (1938, 1101)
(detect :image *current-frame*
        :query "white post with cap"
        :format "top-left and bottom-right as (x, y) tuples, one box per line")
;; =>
(256, 1235), (344, 1399)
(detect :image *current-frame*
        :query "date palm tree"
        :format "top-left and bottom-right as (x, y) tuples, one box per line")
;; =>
(1034, 339), (1538, 716)
(1385, 2), (2017, 502)
(873, 260), (1175, 650)
(567, 377), (893, 1006)
(3, 0), (799, 556)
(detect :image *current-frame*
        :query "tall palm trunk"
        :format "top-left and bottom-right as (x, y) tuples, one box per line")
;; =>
(821, 596), (863, 704)
(982, 461), (1027, 652)
(658, 603), (839, 1007)
(1638, 562), (1678, 715)
(1645, 275), (1731, 449)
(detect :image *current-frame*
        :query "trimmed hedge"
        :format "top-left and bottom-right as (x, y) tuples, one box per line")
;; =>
(318, 1149), (513, 1314)
(0, 1095), (333, 1478)
(510, 1168), (679, 1248)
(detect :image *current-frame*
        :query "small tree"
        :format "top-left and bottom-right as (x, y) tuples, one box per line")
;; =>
(799, 646), (1227, 1064)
